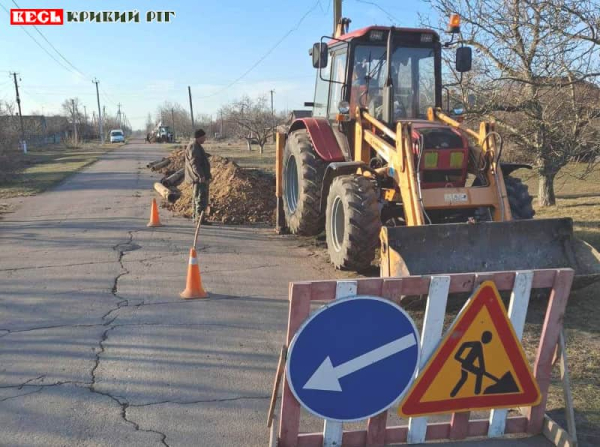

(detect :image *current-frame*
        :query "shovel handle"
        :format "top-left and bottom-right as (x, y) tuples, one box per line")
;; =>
(193, 211), (204, 248)
(483, 370), (500, 382)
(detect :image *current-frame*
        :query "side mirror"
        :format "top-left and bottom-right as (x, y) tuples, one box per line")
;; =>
(311, 43), (329, 69)
(456, 46), (472, 72)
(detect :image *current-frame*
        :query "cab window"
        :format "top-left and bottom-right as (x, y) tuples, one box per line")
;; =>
(328, 50), (347, 119)
(313, 55), (331, 118)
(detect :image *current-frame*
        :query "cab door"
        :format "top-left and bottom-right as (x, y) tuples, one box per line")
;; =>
(327, 49), (348, 121)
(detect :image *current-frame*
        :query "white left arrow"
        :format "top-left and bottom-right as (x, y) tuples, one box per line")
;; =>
(303, 333), (417, 392)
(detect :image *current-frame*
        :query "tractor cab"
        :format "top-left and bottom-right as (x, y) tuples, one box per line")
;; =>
(309, 24), (473, 190)
(311, 26), (444, 124)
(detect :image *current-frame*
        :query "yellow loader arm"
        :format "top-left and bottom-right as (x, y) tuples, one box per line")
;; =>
(353, 106), (512, 223)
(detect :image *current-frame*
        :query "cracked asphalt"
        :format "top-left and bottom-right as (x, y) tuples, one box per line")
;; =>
(0, 140), (342, 446)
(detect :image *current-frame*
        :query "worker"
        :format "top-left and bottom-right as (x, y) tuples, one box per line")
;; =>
(350, 60), (369, 112)
(185, 129), (212, 224)
(450, 331), (493, 397)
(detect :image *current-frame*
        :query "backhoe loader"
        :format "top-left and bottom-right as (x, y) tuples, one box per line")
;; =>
(274, 15), (600, 285)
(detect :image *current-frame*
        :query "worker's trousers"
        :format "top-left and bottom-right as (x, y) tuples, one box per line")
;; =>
(193, 182), (209, 220)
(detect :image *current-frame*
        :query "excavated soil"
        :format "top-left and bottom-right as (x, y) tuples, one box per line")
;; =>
(156, 148), (185, 176)
(154, 148), (276, 224)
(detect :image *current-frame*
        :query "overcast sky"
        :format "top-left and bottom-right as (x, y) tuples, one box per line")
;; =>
(0, 0), (434, 129)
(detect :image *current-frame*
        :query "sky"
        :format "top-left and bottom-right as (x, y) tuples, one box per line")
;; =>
(0, 0), (435, 129)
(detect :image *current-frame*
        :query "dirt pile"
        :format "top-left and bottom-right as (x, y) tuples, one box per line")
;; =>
(156, 149), (275, 224)
(156, 148), (185, 176)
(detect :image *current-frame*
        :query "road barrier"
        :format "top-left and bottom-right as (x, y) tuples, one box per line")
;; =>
(272, 269), (576, 447)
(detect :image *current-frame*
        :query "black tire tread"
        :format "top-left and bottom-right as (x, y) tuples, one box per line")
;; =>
(283, 130), (327, 235)
(326, 175), (381, 271)
(505, 176), (535, 220)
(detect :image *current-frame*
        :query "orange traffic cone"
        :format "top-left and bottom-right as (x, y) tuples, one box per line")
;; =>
(147, 198), (162, 227)
(180, 247), (208, 299)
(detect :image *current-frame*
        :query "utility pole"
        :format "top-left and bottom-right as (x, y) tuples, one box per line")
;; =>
(10, 72), (26, 153)
(71, 99), (78, 144)
(171, 108), (175, 140)
(117, 103), (122, 128)
(270, 89), (275, 139)
(188, 86), (195, 130)
(333, 0), (342, 34)
(92, 79), (104, 144)
(220, 110), (223, 137)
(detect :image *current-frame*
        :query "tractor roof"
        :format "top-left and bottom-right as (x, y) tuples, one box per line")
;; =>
(337, 26), (439, 42)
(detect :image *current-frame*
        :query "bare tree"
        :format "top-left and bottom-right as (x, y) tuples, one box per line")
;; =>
(0, 100), (20, 156)
(426, 0), (600, 206)
(145, 113), (153, 134)
(223, 95), (275, 154)
(61, 98), (83, 144)
(155, 101), (194, 139)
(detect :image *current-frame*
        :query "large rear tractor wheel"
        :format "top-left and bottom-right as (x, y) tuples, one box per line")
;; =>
(326, 175), (381, 271)
(505, 176), (535, 219)
(282, 130), (326, 235)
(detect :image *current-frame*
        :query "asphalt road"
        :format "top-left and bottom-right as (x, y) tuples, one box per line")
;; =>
(0, 140), (551, 446)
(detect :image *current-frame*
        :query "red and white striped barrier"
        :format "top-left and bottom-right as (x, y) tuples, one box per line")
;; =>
(273, 268), (575, 447)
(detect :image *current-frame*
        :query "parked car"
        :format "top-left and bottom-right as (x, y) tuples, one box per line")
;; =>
(109, 129), (125, 143)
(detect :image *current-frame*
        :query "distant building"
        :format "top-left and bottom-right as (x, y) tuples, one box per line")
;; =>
(0, 115), (70, 145)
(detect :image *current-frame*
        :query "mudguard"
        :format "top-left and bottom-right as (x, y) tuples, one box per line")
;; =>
(500, 162), (532, 176)
(289, 118), (346, 162)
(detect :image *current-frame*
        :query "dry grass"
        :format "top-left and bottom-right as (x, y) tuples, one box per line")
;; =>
(0, 142), (122, 199)
(202, 140), (276, 172)
(515, 165), (600, 250)
(510, 165), (600, 445)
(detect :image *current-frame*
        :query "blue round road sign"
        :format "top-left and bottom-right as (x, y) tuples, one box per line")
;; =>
(286, 296), (420, 422)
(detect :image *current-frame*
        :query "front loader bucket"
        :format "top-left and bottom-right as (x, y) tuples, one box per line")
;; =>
(380, 218), (600, 289)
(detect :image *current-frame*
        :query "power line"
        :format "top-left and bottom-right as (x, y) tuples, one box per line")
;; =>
(352, 0), (401, 24)
(0, 3), (75, 74)
(11, 0), (89, 79)
(198, 0), (321, 99)
(100, 85), (118, 106)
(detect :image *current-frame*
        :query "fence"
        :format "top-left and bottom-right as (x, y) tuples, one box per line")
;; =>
(274, 269), (575, 447)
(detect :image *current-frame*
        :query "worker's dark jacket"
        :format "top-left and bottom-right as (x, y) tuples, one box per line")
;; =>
(184, 141), (211, 184)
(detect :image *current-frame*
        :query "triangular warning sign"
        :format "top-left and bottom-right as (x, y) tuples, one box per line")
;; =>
(399, 281), (540, 417)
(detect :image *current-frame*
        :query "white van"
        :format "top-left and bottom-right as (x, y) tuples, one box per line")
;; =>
(109, 129), (125, 143)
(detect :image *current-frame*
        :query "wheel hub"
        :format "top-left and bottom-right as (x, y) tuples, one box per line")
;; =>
(331, 195), (345, 252)
(285, 155), (299, 213)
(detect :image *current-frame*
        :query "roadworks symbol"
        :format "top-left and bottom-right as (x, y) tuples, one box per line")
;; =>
(399, 281), (541, 417)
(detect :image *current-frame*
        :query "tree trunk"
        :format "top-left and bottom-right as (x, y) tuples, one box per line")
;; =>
(259, 143), (264, 155)
(538, 172), (556, 206)
(246, 138), (252, 151)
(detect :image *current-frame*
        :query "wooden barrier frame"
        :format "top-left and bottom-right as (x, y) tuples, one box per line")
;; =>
(276, 269), (575, 447)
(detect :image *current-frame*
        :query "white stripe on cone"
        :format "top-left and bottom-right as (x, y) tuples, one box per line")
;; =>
(189, 257), (198, 265)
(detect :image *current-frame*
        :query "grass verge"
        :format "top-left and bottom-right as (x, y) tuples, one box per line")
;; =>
(0, 142), (123, 199)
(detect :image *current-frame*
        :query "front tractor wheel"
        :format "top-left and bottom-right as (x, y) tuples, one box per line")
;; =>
(282, 130), (326, 235)
(326, 175), (381, 271)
